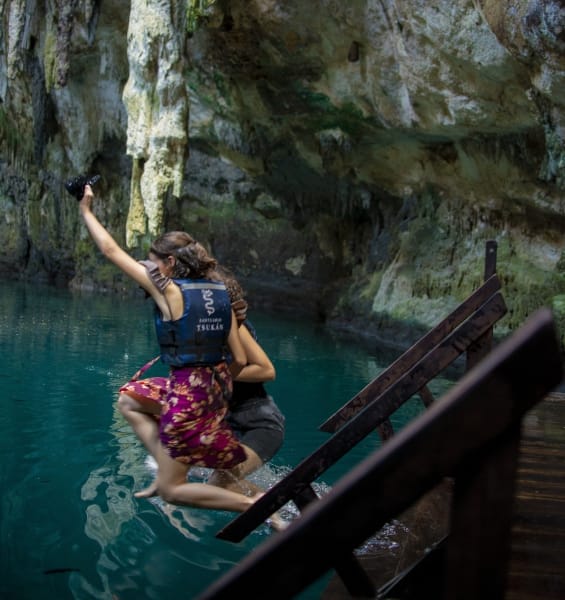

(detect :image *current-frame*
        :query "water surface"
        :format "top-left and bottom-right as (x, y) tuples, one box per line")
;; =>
(0, 280), (454, 599)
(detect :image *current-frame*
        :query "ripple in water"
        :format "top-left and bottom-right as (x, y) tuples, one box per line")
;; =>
(0, 281), (456, 599)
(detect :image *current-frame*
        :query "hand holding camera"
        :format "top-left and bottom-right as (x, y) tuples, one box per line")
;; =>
(64, 174), (101, 200)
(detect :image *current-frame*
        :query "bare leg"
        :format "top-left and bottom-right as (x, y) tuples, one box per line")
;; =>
(117, 392), (161, 497)
(207, 443), (263, 495)
(155, 444), (259, 512)
(207, 444), (288, 531)
(118, 393), (282, 520)
(134, 482), (159, 499)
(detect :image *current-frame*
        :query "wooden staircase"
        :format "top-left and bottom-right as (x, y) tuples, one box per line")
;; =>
(196, 240), (564, 600)
(197, 308), (563, 599)
(320, 392), (565, 599)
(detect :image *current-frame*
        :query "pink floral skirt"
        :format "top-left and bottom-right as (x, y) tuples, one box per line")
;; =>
(119, 357), (246, 468)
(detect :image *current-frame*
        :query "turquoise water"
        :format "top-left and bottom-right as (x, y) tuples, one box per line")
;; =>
(0, 280), (454, 599)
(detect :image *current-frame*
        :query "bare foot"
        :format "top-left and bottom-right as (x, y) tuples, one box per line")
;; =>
(248, 493), (289, 531)
(134, 480), (158, 498)
(267, 513), (289, 532)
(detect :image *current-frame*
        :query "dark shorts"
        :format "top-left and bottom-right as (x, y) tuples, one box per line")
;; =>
(226, 395), (285, 464)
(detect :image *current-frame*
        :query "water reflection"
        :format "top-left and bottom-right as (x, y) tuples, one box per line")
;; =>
(76, 402), (218, 597)
(0, 280), (457, 599)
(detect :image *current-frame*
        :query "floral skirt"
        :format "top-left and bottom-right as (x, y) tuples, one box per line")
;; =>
(119, 357), (246, 469)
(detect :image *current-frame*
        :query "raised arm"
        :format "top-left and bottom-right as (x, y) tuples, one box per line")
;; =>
(78, 185), (174, 317)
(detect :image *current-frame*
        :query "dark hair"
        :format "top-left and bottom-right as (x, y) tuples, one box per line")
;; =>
(211, 264), (248, 324)
(150, 231), (217, 278)
(211, 264), (244, 302)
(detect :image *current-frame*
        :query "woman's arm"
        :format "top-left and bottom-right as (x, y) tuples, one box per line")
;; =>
(227, 310), (247, 378)
(78, 185), (174, 317)
(79, 185), (150, 287)
(235, 325), (276, 383)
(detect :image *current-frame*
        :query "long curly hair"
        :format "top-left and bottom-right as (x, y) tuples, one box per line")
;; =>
(211, 264), (248, 325)
(150, 231), (217, 279)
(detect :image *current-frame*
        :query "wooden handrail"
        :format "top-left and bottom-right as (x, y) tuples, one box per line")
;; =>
(319, 273), (502, 433)
(216, 290), (507, 543)
(199, 308), (563, 600)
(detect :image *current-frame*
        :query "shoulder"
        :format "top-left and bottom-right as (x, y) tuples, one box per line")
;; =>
(138, 260), (171, 294)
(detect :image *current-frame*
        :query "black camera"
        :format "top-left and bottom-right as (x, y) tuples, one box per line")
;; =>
(64, 174), (101, 200)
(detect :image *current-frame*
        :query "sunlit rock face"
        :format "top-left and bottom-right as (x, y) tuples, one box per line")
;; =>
(0, 0), (564, 343)
(123, 0), (188, 245)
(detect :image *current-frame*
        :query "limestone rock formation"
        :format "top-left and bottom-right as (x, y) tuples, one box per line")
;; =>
(0, 0), (564, 346)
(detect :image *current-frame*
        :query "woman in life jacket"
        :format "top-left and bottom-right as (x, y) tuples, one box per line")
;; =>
(116, 265), (287, 528)
(79, 184), (263, 514)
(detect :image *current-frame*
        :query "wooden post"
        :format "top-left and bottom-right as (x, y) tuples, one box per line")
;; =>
(484, 240), (498, 280)
(466, 240), (498, 371)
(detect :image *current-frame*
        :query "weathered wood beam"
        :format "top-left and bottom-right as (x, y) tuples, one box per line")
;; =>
(320, 274), (503, 433)
(217, 292), (507, 542)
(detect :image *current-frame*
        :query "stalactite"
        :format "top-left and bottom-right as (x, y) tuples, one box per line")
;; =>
(123, 0), (190, 245)
(6, 0), (27, 80)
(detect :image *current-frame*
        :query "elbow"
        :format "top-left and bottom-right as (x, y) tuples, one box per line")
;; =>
(99, 241), (116, 260)
(264, 364), (276, 381)
(103, 242), (120, 260)
(230, 357), (246, 378)
(233, 357), (246, 372)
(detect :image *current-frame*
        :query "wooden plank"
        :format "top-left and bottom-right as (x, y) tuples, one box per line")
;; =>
(444, 426), (522, 600)
(466, 326), (494, 371)
(333, 554), (375, 597)
(505, 392), (565, 600)
(217, 292), (507, 542)
(319, 274), (503, 433)
(418, 385), (435, 409)
(325, 392), (565, 600)
(200, 309), (562, 600)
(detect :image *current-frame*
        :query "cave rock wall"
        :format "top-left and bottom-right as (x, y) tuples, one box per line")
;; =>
(0, 0), (564, 344)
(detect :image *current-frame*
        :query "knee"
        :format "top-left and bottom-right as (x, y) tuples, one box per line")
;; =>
(117, 393), (134, 416)
(207, 469), (234, 489)
(158, 484), (179, 505)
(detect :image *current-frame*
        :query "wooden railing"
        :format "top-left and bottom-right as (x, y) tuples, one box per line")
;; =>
(216, 243), (506, 551)
(321, 239), (500, 437)
(198, 308), (563, 600)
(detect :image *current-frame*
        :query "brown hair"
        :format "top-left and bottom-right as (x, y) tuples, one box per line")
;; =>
(150, 231), (217, 279)
(211, 264), (248, 325)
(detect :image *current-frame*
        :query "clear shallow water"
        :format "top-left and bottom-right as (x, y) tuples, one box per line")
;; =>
(0, 280), (454, 599)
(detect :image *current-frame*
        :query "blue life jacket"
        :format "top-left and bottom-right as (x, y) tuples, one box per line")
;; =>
(155, 279), (232, 367)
